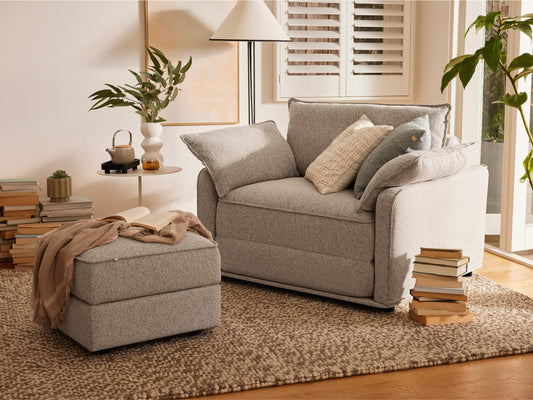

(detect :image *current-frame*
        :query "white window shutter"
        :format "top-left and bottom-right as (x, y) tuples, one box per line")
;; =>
(277, 0), (413, 99)
(278, 1), (346, 98)
(346, 0), (412, 97)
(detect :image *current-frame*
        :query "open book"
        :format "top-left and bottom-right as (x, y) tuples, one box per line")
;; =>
(101, 207), (178, 232)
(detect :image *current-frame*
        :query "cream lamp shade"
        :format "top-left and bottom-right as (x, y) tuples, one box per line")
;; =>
(211, 0), (290, 124)
(210, 0), (290, 42)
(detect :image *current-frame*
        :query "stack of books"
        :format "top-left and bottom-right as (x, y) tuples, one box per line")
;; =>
(409, 247), (473, 326)
(12, 222), (62, 269)
(39, 196), (94, 223)
(0, 178), (41, 268)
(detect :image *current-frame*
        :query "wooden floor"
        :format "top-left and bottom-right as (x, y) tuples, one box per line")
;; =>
(202, 252), (533, 400)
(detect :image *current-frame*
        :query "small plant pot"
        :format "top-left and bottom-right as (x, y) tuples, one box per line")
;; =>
(47, 176), (72, 202)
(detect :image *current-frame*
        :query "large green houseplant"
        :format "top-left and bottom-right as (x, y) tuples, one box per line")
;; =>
(89, 46), (192, 170)
(441, 11), (533, 189)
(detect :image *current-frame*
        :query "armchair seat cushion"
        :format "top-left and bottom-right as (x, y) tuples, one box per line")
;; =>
(217, 177), (375, 261)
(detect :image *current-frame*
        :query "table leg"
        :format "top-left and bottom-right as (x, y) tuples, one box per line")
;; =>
(138, 176), (143, 206)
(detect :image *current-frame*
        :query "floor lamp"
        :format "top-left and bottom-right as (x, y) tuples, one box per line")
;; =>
(210, 0), (290, 124)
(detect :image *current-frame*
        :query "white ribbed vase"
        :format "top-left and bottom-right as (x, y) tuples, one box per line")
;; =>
(140, 122), (164, 171)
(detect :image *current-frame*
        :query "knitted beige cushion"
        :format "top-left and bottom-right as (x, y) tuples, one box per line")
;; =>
(305, 115), (393, 194)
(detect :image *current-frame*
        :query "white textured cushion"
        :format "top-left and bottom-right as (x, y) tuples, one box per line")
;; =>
(181, 121), (299, 198)
(358, 142), (478, 211)
(305, 115), (393, 195)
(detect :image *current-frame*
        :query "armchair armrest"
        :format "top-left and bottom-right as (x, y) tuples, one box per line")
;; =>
(373, 165), (488, 306)
(182, 121), (298, 198)
(197, 168), (218, 237)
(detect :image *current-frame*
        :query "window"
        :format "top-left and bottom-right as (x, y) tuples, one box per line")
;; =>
(277, 0), (413, 99)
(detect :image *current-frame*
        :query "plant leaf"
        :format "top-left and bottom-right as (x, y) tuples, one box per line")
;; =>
(514, 21), (533, 39)
(502, 92), (528, 108)
(459, 53), (481, 88)
(129, 69), (144, 85)
(181, 57), (192, 73)
(149, 46), (169, 65)
(442, 55), (470, 74)
(105, 84), (124, 95)
(485, 11), (501, 31)
(146, 47), (162, 74)
(482, 37), (502, 71)
(520, 150), (533, 183)
(514, 66), (533, 82)
(466, 15), (485, 37)
(509, 53), (533, 71)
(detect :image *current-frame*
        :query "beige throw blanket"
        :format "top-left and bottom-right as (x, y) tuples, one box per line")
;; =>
(32, 211), (212, 329)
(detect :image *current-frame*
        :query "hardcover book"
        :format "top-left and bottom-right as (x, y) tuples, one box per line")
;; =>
(414, 255), (469, 267)
(101, 207), (178, 232)
(419, 248), (463, 259)
(413, 262), (468, 277)
(409, 309), (473, 326)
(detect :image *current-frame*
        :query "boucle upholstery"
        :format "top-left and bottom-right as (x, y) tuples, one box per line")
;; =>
(305, 115), (393, 194)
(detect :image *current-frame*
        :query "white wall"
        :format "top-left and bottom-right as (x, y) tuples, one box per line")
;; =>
(0, 0), (455, 218)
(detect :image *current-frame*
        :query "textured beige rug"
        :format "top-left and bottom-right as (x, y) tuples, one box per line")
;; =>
(1, 270), (532, 400)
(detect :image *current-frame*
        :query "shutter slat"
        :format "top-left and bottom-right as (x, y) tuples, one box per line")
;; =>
(353, 31), (404, 39)
(288, 42), (340, 50)
(353, 64), (403, 74)
(353, 42), (403, 51)
(290, 0), (342, 3)
(288, 54), (340, 62)
(355, 54), (403, 62)
(288, 18), (341, 27)
(353, 9), (403, 16)
(288, 6), (341, 15)
(355, 0), (404, 4)
(288, 65), (340, 74)
(289, 30), (340, 39)
(354, 20), (404, 28)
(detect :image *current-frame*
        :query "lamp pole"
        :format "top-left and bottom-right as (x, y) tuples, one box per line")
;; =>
(247, 41), (256, 124)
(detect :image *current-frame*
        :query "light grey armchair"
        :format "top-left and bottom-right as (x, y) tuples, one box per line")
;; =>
(182, 99), (488, 309)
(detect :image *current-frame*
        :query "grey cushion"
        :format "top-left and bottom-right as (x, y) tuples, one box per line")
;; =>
(217, 177), (375, 260)
(181, 121), (299, 197)
(358, 143), (478, 211)
(354, 114), (432, 198)
(287, 98), (451, 174)
(72, 233), (221, 305)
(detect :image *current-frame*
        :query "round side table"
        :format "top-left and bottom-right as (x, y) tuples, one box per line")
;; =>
(97, 166), (182, 206)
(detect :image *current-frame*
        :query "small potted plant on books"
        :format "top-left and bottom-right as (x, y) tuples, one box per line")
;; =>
(47, 170), (72, 202)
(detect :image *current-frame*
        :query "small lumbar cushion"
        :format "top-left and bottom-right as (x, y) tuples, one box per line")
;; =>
(181, 121), (299, 198)
(354, 114), (432, 199)
(305, 115), (393, 195)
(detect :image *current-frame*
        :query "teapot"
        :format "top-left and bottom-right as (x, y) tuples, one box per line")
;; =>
(106, 130), (135, 165)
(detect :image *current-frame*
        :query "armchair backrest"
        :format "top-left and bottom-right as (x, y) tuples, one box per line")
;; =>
(286, 99), (452, 175)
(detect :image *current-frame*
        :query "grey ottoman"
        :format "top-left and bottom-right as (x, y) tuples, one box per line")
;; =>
(59, 232), (221, 352)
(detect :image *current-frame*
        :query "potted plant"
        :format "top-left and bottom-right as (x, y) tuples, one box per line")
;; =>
(47, 170), (72, 202)
(89, 46), (192, 170)
(441, 10), (533, 190)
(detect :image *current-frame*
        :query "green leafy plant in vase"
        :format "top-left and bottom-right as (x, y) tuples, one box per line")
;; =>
(47, 170), (72, 202)
(89, 46), (192, 170)
(441, 11), (533, 189)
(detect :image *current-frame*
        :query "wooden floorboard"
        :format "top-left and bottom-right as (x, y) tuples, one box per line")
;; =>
(200, 252), (533, 400)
